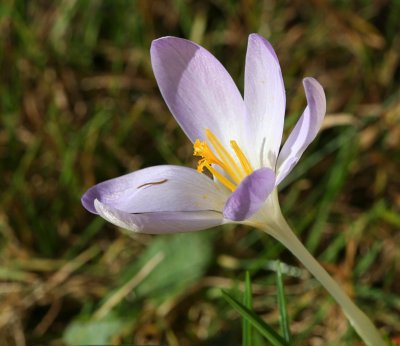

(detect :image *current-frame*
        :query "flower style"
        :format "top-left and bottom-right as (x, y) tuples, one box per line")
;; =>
(82, 34), (325, 232)
(81, 34), (386, 346)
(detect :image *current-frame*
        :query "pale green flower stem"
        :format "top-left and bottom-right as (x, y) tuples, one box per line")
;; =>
(247, 193), (386, 346)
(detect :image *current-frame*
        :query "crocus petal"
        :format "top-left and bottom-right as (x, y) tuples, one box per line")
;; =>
(244, 34), (286, 169)
(223, 168), (276, 221)
(94, 199), (224, 234)
(276, 77), (326, 184)
(151, 37), (246, 147)
(82, 165), (228, 215)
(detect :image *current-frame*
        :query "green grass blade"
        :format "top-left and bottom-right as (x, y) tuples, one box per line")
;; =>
(243, 271), (253, 346)
(222, 290), (288, 346)
(276, 261), (292, 343)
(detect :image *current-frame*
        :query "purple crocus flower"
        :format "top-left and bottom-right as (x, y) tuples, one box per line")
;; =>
(82, 34), (325, 233)
(81, 34), (386, 346)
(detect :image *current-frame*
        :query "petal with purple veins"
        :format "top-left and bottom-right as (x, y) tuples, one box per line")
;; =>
(151, 37), (246, 147)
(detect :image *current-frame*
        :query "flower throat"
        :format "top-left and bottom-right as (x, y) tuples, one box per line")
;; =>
(193, 129), (253, 192)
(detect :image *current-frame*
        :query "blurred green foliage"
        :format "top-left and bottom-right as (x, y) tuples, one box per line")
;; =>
(0, 0), (399, 345)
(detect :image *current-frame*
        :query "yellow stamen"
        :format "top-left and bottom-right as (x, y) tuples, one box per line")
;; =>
(230, 140), (253, 176)
(193, 129), (254, 192)
(203, 163), (236, 192)
(205, 129), (242, 183)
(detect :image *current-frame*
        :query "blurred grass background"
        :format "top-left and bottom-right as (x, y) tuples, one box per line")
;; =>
(0, 0), (399, 345)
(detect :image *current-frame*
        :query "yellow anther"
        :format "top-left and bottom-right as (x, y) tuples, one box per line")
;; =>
(193, 139), (223, 172)
(193, 129), (253, 192)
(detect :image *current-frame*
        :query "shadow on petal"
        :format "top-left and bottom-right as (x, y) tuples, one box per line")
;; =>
(223, 168), (276, 221)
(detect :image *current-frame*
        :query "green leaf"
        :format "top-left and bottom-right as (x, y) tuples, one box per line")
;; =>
(222, 290), (288, 346)
(135, 232), (213, 301)
(276, 261), (292, 343)
(243, 271), (253, 346)
(111, 231), (214, 306)
(63, 314), (125, 345)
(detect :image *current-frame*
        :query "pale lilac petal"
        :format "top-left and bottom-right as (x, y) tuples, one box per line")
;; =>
(94, 200), (224, 234)
(223, 168), (276, 221)
(244, 34), (286, 169)
(82, 165), (228, 215)
(276, 78), (326, 184)
(151, 37), (246, 147)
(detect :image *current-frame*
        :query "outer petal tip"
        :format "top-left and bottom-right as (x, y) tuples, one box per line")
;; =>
(303, 77), (326, 106)
(81, 187), (99, 214)
(303, 77), (326, 129)
(248, 33), (280, 65)
(151, 36), (187, 49)
(223, 168), (276, 221)
(303, 76), (321, 86)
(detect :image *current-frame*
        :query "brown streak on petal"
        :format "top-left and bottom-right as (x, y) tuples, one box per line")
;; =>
(137, 179), (168, 189)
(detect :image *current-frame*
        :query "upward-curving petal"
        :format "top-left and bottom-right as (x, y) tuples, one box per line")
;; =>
(151, 37), (246, 147)
(244, 34), (286, 169)
(275, 78), (326, 184)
